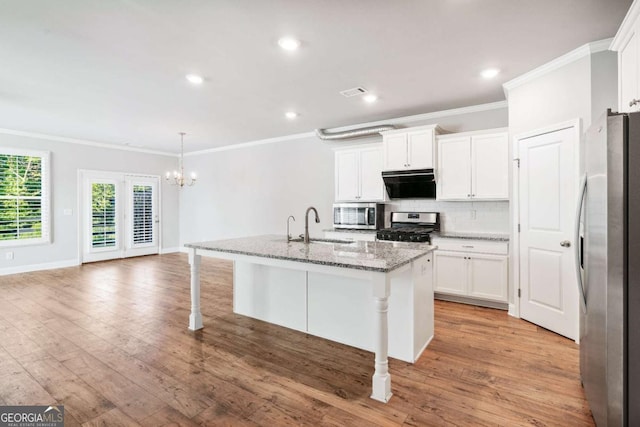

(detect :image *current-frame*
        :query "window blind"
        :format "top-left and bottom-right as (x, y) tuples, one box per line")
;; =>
(132, 184), (153, 244)
(0, 150), (49, 245)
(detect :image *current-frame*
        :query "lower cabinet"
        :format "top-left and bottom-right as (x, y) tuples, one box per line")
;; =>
(433, 239), (508, 303)
(233, 255), (434, 363)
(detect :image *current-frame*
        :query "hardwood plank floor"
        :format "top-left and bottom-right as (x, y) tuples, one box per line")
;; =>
(0, 254), (594, 426)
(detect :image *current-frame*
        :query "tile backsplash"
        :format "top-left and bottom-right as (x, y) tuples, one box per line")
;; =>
(385, 200), (510, 234)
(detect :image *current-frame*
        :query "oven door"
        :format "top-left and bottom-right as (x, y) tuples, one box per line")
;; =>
(333, 204), (378, 229)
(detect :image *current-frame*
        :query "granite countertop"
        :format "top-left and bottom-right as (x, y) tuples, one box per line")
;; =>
(323, 228), (378, 234)
(431, 231), (509, 242)
(185, 234), (435, 273)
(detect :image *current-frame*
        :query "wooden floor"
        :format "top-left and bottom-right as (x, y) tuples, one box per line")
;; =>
(0, 254), (594, 426)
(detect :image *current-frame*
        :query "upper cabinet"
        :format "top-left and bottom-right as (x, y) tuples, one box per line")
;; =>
(437, 129), (509, 201)
(611, 1), (640, 113)
(335, 145), (384, 201)
(381, 125), (444, 171)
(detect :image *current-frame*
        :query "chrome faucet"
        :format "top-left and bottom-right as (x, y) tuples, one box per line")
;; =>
(286, 215), (295, 242)
(304, 206), (320, 244)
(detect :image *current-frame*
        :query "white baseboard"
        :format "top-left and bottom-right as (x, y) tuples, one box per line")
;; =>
(508, 303), (519, 318)
(179, 246), (189, 253)
(0, 258), (80, 276)
(160, 247), (180, 254)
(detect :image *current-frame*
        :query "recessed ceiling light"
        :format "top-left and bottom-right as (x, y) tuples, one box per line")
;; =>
(285, 111), (298, 119)
(480, 68), (500, 79)
(185, 74), (204, 84)
(278, 37), (301, 51)
(363, 94), (378, 103)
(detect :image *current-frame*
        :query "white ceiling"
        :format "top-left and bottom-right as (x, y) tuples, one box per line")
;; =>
(0, 0), (632, 153)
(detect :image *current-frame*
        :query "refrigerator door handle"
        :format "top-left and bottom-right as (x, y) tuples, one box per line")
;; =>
(574, 174), (587, 308)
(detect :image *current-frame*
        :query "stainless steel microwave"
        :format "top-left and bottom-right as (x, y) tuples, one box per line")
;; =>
(332, 203), (385, 230)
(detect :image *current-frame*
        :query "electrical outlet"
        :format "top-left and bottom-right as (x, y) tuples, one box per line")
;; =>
(5, 251), (14, 260)
(63, 208), (73, 216)
(470, 210), (477, 220)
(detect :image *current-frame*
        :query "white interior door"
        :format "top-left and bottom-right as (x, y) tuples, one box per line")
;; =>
(518, 126), (579, 341)
(81, 171), (159, 263)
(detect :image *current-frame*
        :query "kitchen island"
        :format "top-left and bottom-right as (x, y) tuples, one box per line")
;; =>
(184, 235), (435, 403)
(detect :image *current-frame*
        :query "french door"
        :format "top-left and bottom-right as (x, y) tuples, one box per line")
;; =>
(81, 171), (160, 263)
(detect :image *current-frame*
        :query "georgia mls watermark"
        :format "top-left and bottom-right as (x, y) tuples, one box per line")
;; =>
(0, 405), (64, 427)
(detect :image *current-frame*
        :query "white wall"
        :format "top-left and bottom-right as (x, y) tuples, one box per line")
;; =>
(180, 135), (335, 244)
(0, 133), (180, 273)
(505, 45), (618, 311)
(508, 50), (617, 138)
(179, 105), (509, 245)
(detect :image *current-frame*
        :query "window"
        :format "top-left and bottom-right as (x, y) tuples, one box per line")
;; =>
(0, 149), (50, 246)
(91, 183), (117, 248)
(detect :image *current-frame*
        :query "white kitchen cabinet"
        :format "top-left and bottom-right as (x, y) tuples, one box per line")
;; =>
(468, 254), (509, 302)
(432, 238), (509, 304)
(437, 129), (508, 201)
(335, 145), (383, 201)
(359, 147), (384, 200)
(437, 136), (471, 200)
(381, 125), (443, 171)
(433, 251), (467, 296)
(612, 3), (640, 113)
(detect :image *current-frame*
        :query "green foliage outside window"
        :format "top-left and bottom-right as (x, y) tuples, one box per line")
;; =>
(0, 154), (43, 241)
(92, 183), (116, 247)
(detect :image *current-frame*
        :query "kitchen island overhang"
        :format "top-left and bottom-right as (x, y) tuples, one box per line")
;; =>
(184, 235), (435, 403)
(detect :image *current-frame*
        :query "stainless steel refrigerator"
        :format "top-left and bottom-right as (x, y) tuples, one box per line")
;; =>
(579, 110), (639, 426)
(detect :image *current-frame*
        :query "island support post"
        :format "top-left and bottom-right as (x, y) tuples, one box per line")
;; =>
(188, 248), (203, 331)
(371, 272), (392, 403)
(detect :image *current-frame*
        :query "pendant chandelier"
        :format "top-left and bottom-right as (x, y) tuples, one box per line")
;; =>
(166, 132), (196, 187)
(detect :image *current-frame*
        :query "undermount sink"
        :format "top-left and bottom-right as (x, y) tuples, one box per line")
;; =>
(289, 237), (354, 245)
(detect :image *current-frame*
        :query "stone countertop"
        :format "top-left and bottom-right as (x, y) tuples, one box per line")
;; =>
(323, 228), (378, 234)
(431, 231), (509, 242)
(185, 235), (435, 273)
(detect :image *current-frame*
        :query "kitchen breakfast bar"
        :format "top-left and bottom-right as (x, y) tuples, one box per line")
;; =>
(184, 235), (435, 403)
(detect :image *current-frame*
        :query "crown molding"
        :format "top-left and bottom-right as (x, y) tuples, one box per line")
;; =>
(611, 1), (639, 51)
(183, 131), (317, 156)
(184, 100), (508, 156)
(0, 101), (509, 158)
(0, 128), (176, 157)
(503, 38), (614, 95)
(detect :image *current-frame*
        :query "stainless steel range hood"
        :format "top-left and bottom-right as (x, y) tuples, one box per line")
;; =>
(382, 169), (436, 199)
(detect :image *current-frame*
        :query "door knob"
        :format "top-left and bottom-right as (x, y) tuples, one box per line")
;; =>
(560, 240), (571, 247)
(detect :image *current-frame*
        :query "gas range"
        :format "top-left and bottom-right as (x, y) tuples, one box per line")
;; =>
(376, 212), (440, 244)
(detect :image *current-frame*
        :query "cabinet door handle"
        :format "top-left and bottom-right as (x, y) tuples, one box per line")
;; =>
(467, 194), (471, 198)
(560, 240), (571, 247)
(630, 99), (640, 107)
(462, 245), (474, 248)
